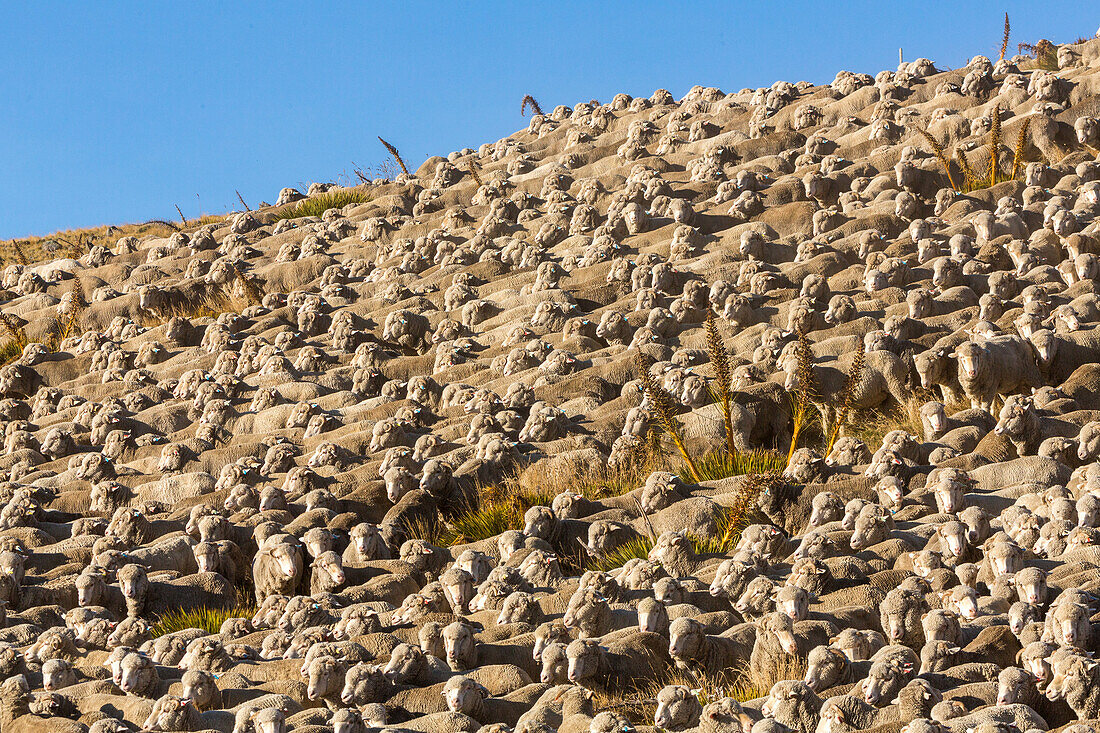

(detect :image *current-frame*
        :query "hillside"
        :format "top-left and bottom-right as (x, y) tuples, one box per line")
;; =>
(1, 32), (1100, 733)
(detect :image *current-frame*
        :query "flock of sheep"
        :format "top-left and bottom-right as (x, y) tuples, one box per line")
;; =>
(2, 28), (1100, 733)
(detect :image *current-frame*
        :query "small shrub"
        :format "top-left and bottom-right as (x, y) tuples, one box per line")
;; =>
(271, 189), (373, 222)
(152, 605), (256, 637)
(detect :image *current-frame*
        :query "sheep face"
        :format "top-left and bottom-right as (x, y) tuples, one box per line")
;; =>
(443, 676), (487, 716)
(654, 684), (702, 730)
(381, 643), (426, 684)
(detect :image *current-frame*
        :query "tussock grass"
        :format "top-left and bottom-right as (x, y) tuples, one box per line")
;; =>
(679, 450), (787, 484)
(2, 217), (224, 268)
(152, 605), (256, 637)
(741, 657), (808, 698)
(848, 397), (927, 452)
(271, 189), (374, 222)
(1020, 39), (1058, 70)
(405, 476), (556, 547)
(0, 339), (23, 366)
(585, 535), (655, 573)
(592, 666), (766, 725)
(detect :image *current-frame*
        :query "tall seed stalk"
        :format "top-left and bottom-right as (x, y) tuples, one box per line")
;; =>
(635, 353), (702, 483)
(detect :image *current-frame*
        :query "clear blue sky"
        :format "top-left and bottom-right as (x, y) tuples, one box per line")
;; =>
(0, 1), (1094, 239)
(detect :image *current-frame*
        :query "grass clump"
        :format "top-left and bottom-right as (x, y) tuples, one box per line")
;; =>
(586, 535), (655, 573)
(918, 107), (1033, 194)
(152, 605), (256, 637)
(1020, 39), (1059, 70)
(592, 667), (766, 726)
(271, 189), (373, 222)
(405, 476), (556, 547)
(680, 450), (787, 484)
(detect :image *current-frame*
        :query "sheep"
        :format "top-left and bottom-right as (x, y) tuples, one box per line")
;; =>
(180, 668), (222, 711)
(304, 654), (347, 710)
(654, 684), (703, 730)
(669, 617), (754, 678)
(142, 694), (203, 731)
(253, 541), (304, 603)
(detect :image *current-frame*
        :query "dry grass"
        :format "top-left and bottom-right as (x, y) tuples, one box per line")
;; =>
(592, 666), (769, 725)
(2, 216), (225, 268)
(1020, 39), (1059, 71)
(405, 474), (555, 547)
(270, 189), (374, 222)
(848, 397), (927, 452)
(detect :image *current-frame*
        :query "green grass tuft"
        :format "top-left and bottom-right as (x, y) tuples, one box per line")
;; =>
(585, 535), (655, 572)
(407, 483), (556, 547)
(0, 339), (23, 367)
(271, 189), (374, 221)
(152, 605), (256, 637)
(676, 449), (787, 483)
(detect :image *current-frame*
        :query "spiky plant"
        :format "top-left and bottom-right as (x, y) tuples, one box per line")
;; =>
(955, 146), (982, 192)
(231, 264), (264, 306)
(635, 353), (702, 483)
(521, 94), (544, 117)
(786, 332), (816, 464)
(916, 129), (960, 193)
(705, 311), (737, 457)
(1000, 13), (1010, 61)
(1010, 118), (1031, 180)
(46, 280), (86, 351)
(986, 107), (1002, 188)
(378, 136), (409, 177)
(11, 240), (29, 266)
(0, 312), (27, 349)
(824, 346), (864, 456)
(467, 160), (484, 187)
